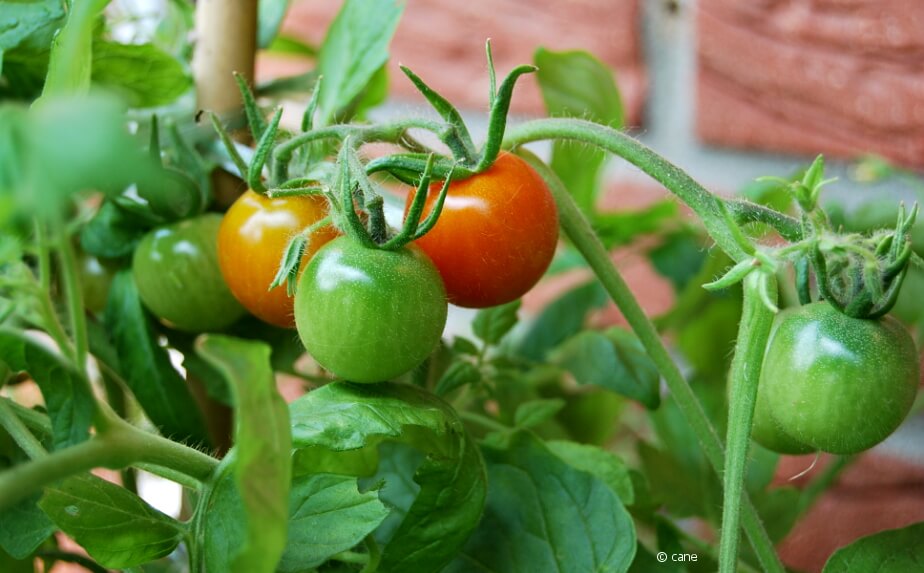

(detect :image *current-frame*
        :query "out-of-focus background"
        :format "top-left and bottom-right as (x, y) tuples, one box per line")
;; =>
(256, 2), (924, 571)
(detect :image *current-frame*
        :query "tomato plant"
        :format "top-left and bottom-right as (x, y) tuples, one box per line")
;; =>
(294, 237), (447, 382)
(218, 189), (336, 328)
(407, 151), (559, 308)
(758, 302), (919, 455)
(133, 214), (246, 332)
(0, 2), (922, 573)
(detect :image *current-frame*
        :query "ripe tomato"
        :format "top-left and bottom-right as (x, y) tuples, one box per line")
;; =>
(294, 237), (447, 383)
(133, 214), (246, 332)
(758, 302), (919, 455)
(406, 152), (559, 308)
(218, 190), (336, 328)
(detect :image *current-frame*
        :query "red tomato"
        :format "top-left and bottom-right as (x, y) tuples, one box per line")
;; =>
(218, 190), (336, 328)
(406, 152), (559, 308)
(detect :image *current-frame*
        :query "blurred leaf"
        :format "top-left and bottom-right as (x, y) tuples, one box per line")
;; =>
(360, 441), (423, 546)
(740, 177), (794, 213)
(516, 281), (608, 361)
(91, 41), (192, 108)
(594, 201), (678, 249)
(288, 382), (486, 573)
(649, 230), (707, 291)
(445, 432), (636, 573)
(0, 0), (66, 52)
(0, 546), (31, 573)
(514, 398), (565, 429)
(450, 336), (479, 356)
(552, 328), (661, 409)
(637, 441), (717, 519)
(751, 487), (800, 543)
(40, 0), (110, 98)
(104, 272), (209, 445)
(0, 493), (54, 559)
(197, 335), (292, 573)
(316, 0), (403, 124)
(258, 0), (292, 49)
(0, 328), (95, 448)
(80, 201), (148, 259)
(266, 34), (317, 57)
(535, 47), (623, 213)
(434, 360), (481, 397)
(40, 474), (184, 568)
(546, 440), (634, 504)
(823, 522), (924, 572)
(675, 298), (741, 378)
(473, 300), (521, 345)
(554, 389), (623, 445)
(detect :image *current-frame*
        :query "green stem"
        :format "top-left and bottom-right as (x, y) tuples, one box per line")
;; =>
(719, 273), (777, 573)
(0, 397), (47, 459)
(55, 232), (89, 375)
(0, 417), (217, 511)
(504, 118), (802, 258)
(0, 397), (51, 439)
(459, 411), (509, 433)
(361, 534), (382, 573)
(520, 152), (784, 573)
(38, 550), (109, 573)
(35, 219), (52, 292)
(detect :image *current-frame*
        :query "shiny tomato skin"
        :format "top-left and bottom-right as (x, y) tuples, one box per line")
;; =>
(761, 302), (919, 455)
(218, 190), (336, 328)
(407, 152), (559, 308)
(294, 237), (447, 383)
(750, 376), (816, 455)
(132, 214), (246, 332)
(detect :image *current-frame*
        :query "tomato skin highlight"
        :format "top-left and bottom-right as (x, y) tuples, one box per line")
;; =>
(407, 152), (559, 308)
(294, 237), (448, 383)
(132, 214), (246, 332)
(760, 302), (919, 455)
(78, 253), (115, 314)
(218, 189), (336, 328)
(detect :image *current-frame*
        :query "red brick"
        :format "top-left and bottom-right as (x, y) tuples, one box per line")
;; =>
(697, 0), (924, 167)
(273, 0), (646, 125)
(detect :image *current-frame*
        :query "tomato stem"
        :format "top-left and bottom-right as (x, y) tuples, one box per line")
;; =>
(55, 229), (89, 378)
(521, 152), (785, 573)
(0, 397), (47, 460)
(719, 273), (777, 573)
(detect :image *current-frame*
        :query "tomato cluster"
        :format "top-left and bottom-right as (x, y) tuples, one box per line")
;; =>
(752, 302), (919, 455)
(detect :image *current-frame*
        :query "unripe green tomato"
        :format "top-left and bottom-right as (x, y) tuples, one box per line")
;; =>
(78, 253), (116, 314)
(760, 302), (919, 455)
(294, 237), (448, 383)
(750, 374), (816, 455)
(132, 214), (246, 332)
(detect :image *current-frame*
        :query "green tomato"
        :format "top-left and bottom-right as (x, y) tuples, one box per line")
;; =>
(294, 237), (447, 383)
(132, 214), (245, 332)
(78, 253), (116, 314)
(760, 302), (919, 455)
(750, 375), (815, 455)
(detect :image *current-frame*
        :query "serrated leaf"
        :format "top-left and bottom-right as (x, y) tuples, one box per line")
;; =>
(823, 522), (924, 572)
(316, 0), (403, 123)
(0, 493), (54, 559)
(473, 300), (521, 345)
(104, 272), (209, 445)
(197, 335), (292, 573)
(513, 398), (565, 429)
(288, 382), (486, 573)
(551, 328), (661, 409)
(39, 474), (183, 569)
(445, 432), (636, 573)
(434, 360), (481, 396)
(546, 440), (634, 504)
(0, 329), (95, 448)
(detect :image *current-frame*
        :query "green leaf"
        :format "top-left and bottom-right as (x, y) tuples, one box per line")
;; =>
(535, 47), (623, 213)
(197, 335), (292, 573)
(0, 545), (34, 573)
(79, 201), (148, 259)
(451, 336), (480, 356)
(434, 360), (481, 396)
(289, 382), (487, 573)
(266, 34), (317, 57)
(104, 272), (209, 445)
(594, 201), (679, 249)
(40, 0), (110, 99)
(91, 41), (192, 108)
(316, 0), (403, 123)
(39, 474), (184, 569)
(446, 432), (636, 573)
(546, 440), (634, 504)
(649, 230), (708, 291)
(513, 398), (565, 429)
(0, 328), (95, 448)
(473, 299), (521, 345)
(0, 493), (54, 559)
(551, 328), (661, 409)
(258, 0), (292, 49)
(516, 281), (608, 361)
(0, 0), (65, 52)
(823, 522), (924, 572)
